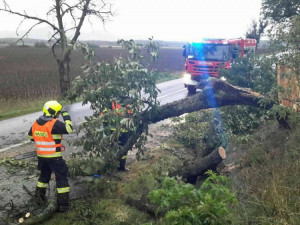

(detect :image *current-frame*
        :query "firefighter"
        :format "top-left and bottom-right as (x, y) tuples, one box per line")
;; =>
(28, 100), (73, 213)
(112, 100), (132, 171)
(102, 98), (132, 171)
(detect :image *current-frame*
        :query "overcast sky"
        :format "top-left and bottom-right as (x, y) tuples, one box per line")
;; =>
(0, 0), (263, 41)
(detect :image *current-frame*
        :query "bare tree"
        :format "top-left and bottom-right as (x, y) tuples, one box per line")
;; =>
(0, 0), (113, 95)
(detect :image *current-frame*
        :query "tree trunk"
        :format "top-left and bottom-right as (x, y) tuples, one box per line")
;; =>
(172, 147), (226, 179)
(58, 56), (71, 96)
(125, 196), (163, 217)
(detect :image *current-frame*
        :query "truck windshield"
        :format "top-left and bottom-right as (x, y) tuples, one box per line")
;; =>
(188, 44), (230, 61)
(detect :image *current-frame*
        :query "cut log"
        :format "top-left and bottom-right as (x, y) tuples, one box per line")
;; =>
(22, 200), (57, 225)
(125, 196), (162, 217)
(172, 147), (226, 179)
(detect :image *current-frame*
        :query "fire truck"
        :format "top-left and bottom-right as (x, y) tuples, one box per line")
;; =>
(182, 38), (257, 93)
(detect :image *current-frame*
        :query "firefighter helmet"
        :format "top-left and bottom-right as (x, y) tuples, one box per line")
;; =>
(43, 100), (63, 117)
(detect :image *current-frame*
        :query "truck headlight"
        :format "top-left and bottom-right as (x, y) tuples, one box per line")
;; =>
(183, 73), (192, 81)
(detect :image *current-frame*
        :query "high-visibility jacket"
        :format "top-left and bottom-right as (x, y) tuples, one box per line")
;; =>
(32, 119), (65, 158)
(112, 101), (132, 114)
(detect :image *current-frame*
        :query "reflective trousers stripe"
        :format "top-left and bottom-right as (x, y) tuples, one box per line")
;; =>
(37, 181), (48, 188)
(121, 155), (127, 159)
(57, 187), (70, 194)
(37, 152), (63, 158)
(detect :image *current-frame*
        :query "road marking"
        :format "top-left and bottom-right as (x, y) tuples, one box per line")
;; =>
(0, 140), (31, 153)
(0, 88), (187, 153)
(157, 88), (186, 100)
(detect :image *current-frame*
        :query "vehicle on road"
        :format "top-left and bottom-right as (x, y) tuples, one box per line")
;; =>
(182, 38), (257, 94)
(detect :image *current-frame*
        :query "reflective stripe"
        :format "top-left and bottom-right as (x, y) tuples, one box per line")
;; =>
(28, 135), (33, 139)
(52, 134), (62, 140)
(62, 112), (69, 116)
(121, 155), (127, 159)
(57, 187), (70, 194)
(37, 181), (48, 188)
(35, 141), (56, 145)
(65, 120), (73, 134)
(37, 147), (56, 152)
(37, 152), (63, 158)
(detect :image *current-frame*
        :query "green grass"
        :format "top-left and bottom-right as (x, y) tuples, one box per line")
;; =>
(228, 121), (300, 224)
(43, 199), (152, 225)
(156, 72), (182, 83)
(0, 97), (72, 121)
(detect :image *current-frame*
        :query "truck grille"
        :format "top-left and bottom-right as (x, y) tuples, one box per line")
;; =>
(193, 65), (217, 73)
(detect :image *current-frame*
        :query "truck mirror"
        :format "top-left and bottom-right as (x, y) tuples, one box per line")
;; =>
(183, 47), (186, 57)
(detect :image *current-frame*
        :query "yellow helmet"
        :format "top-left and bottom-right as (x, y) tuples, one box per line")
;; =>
(43, 100), (63, 117)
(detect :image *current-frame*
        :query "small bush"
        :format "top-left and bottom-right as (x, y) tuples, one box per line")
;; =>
(148, 171), (237, 225)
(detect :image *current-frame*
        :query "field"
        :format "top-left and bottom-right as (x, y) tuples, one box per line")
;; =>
(0, 46), (184, 119)
(0, 46), (184, 100)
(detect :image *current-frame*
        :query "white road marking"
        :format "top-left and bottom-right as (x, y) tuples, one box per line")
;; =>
(0, 140), (31, 153)
(157, 88), (186, 100)
(0, 87), (187, 153)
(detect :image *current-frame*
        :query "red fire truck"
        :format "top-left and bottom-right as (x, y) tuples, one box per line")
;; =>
(182, 38), (257, 93)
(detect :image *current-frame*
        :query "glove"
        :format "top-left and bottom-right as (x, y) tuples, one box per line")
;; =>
(61, 109), (69, 117)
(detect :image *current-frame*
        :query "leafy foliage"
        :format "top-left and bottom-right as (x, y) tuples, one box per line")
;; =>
(148, 171), (237, 225)
(171, 110), (223, 155)
(69, 39), (160, 166)
(262, 0), (300, 22)
(263, 0), (300, 78)
(220, 105), (268, 136)
(220, 52), (278, 97)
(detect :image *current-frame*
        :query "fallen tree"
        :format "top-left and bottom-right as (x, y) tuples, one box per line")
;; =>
(71, 40), (284, 181)
(116, 78), (274, 179)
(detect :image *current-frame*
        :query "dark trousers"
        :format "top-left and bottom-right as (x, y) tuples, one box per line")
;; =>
(119, 132), (130, 170)
(37, 157), (69, 205)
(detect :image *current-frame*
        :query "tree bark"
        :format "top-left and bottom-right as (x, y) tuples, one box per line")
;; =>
(171, 147), (226, 179)
(22, 200), (57, 225)
(58, 58), (71, 96)
(125, 196), (162, 217)
(151, 78), (274, 123)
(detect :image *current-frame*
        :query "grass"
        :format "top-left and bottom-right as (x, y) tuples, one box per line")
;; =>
(156, 72), (182, 83)
(228, 121), (300, 224)
(0, 97), (72, 121)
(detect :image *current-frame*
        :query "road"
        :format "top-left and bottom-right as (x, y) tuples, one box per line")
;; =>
(0, 78), (190, 150)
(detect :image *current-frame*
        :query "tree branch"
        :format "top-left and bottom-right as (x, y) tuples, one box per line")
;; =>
(16, 21), (43, 43)
(0, 4), (59, 31)
(70, 0), (91, 45)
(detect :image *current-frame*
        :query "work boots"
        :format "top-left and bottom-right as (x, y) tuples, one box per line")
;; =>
(57, 192), (70, 213)
(35, 187), (47, 204)
(118, 158), (129, 172)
